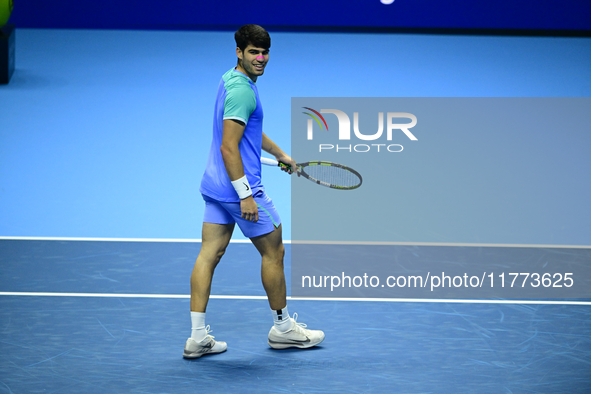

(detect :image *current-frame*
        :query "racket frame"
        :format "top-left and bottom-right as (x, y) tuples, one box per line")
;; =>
(261, 157), (362, 190)
(297, 161), (362, 190)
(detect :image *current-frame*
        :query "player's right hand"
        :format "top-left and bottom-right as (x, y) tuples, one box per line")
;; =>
(240, 196), (259, 222)
(277, 154), (299, 177)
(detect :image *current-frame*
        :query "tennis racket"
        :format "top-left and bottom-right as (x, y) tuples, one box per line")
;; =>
(261, 157), (362, 190)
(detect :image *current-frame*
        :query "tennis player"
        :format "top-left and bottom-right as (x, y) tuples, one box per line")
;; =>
(183, 24), (325, 359)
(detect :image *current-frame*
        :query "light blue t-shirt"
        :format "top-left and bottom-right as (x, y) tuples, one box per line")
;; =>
(200, 68), (264, 202)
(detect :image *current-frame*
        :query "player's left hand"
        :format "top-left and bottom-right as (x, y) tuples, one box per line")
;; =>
(240, 196), (259, 222)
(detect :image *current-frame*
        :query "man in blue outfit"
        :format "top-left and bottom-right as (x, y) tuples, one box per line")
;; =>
(183, 24), (325, 359)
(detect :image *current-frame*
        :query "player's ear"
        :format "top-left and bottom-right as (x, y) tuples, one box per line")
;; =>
(236, 47), (243, 60)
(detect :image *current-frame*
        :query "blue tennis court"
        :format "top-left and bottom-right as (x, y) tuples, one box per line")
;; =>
(1, 19), (591, 394)
(1, 239), (590, 393)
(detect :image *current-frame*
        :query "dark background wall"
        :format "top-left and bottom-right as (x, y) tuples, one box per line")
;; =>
(8, 0), (591, 34)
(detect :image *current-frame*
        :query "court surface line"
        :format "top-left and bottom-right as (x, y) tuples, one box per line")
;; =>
(0, 292), (589, 306)
(0, 236), (254, 243)
(291, 240), (591, 249)
(2, 236), (591, 248)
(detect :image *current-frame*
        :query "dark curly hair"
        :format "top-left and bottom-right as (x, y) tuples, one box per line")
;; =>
(235, 24), (271, 52)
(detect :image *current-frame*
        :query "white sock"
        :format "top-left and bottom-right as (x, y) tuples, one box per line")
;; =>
(272, 307), (292, 333)
(191, 311), (207, 341)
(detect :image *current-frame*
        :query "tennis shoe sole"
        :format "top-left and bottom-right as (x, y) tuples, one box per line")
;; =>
(268, 314), (325, 349)
(183, 336), (227, 359)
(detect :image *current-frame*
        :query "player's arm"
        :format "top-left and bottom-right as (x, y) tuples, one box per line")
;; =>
(220, 119), (258, 222)
(262, 132), (297, 175)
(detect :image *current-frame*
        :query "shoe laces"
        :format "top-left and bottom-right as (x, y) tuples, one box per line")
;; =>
(204, 325), (216, 340)
(291, 313), (308, 332)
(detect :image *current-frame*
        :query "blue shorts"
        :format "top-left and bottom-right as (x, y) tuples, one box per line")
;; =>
(202, 190), (281, 238)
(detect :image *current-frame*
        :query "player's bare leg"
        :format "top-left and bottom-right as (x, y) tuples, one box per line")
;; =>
(184, 222), (233, 359)
(250, 224), (287, 311)
(251, 224), (325, 349)
(190, 222), (235, 312)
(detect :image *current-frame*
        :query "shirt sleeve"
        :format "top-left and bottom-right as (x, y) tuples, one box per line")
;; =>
(223, 83), (257, 125)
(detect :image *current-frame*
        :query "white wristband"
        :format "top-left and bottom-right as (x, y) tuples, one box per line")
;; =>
(231, 175), (253, 200)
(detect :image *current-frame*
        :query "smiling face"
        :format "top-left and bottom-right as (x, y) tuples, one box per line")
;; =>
(236, 44), (269, 82)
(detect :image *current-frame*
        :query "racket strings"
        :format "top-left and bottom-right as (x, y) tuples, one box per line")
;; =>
(303, 164), (361, 188)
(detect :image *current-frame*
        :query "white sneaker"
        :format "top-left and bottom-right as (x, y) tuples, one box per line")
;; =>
(183, 326), (227, 359)
(268, 313), (325, 349)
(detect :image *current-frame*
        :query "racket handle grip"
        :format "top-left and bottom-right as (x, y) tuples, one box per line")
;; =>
(278, 162), (292, 171)
(260, 157), (279, 166)
(261, 157), (293, 172)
